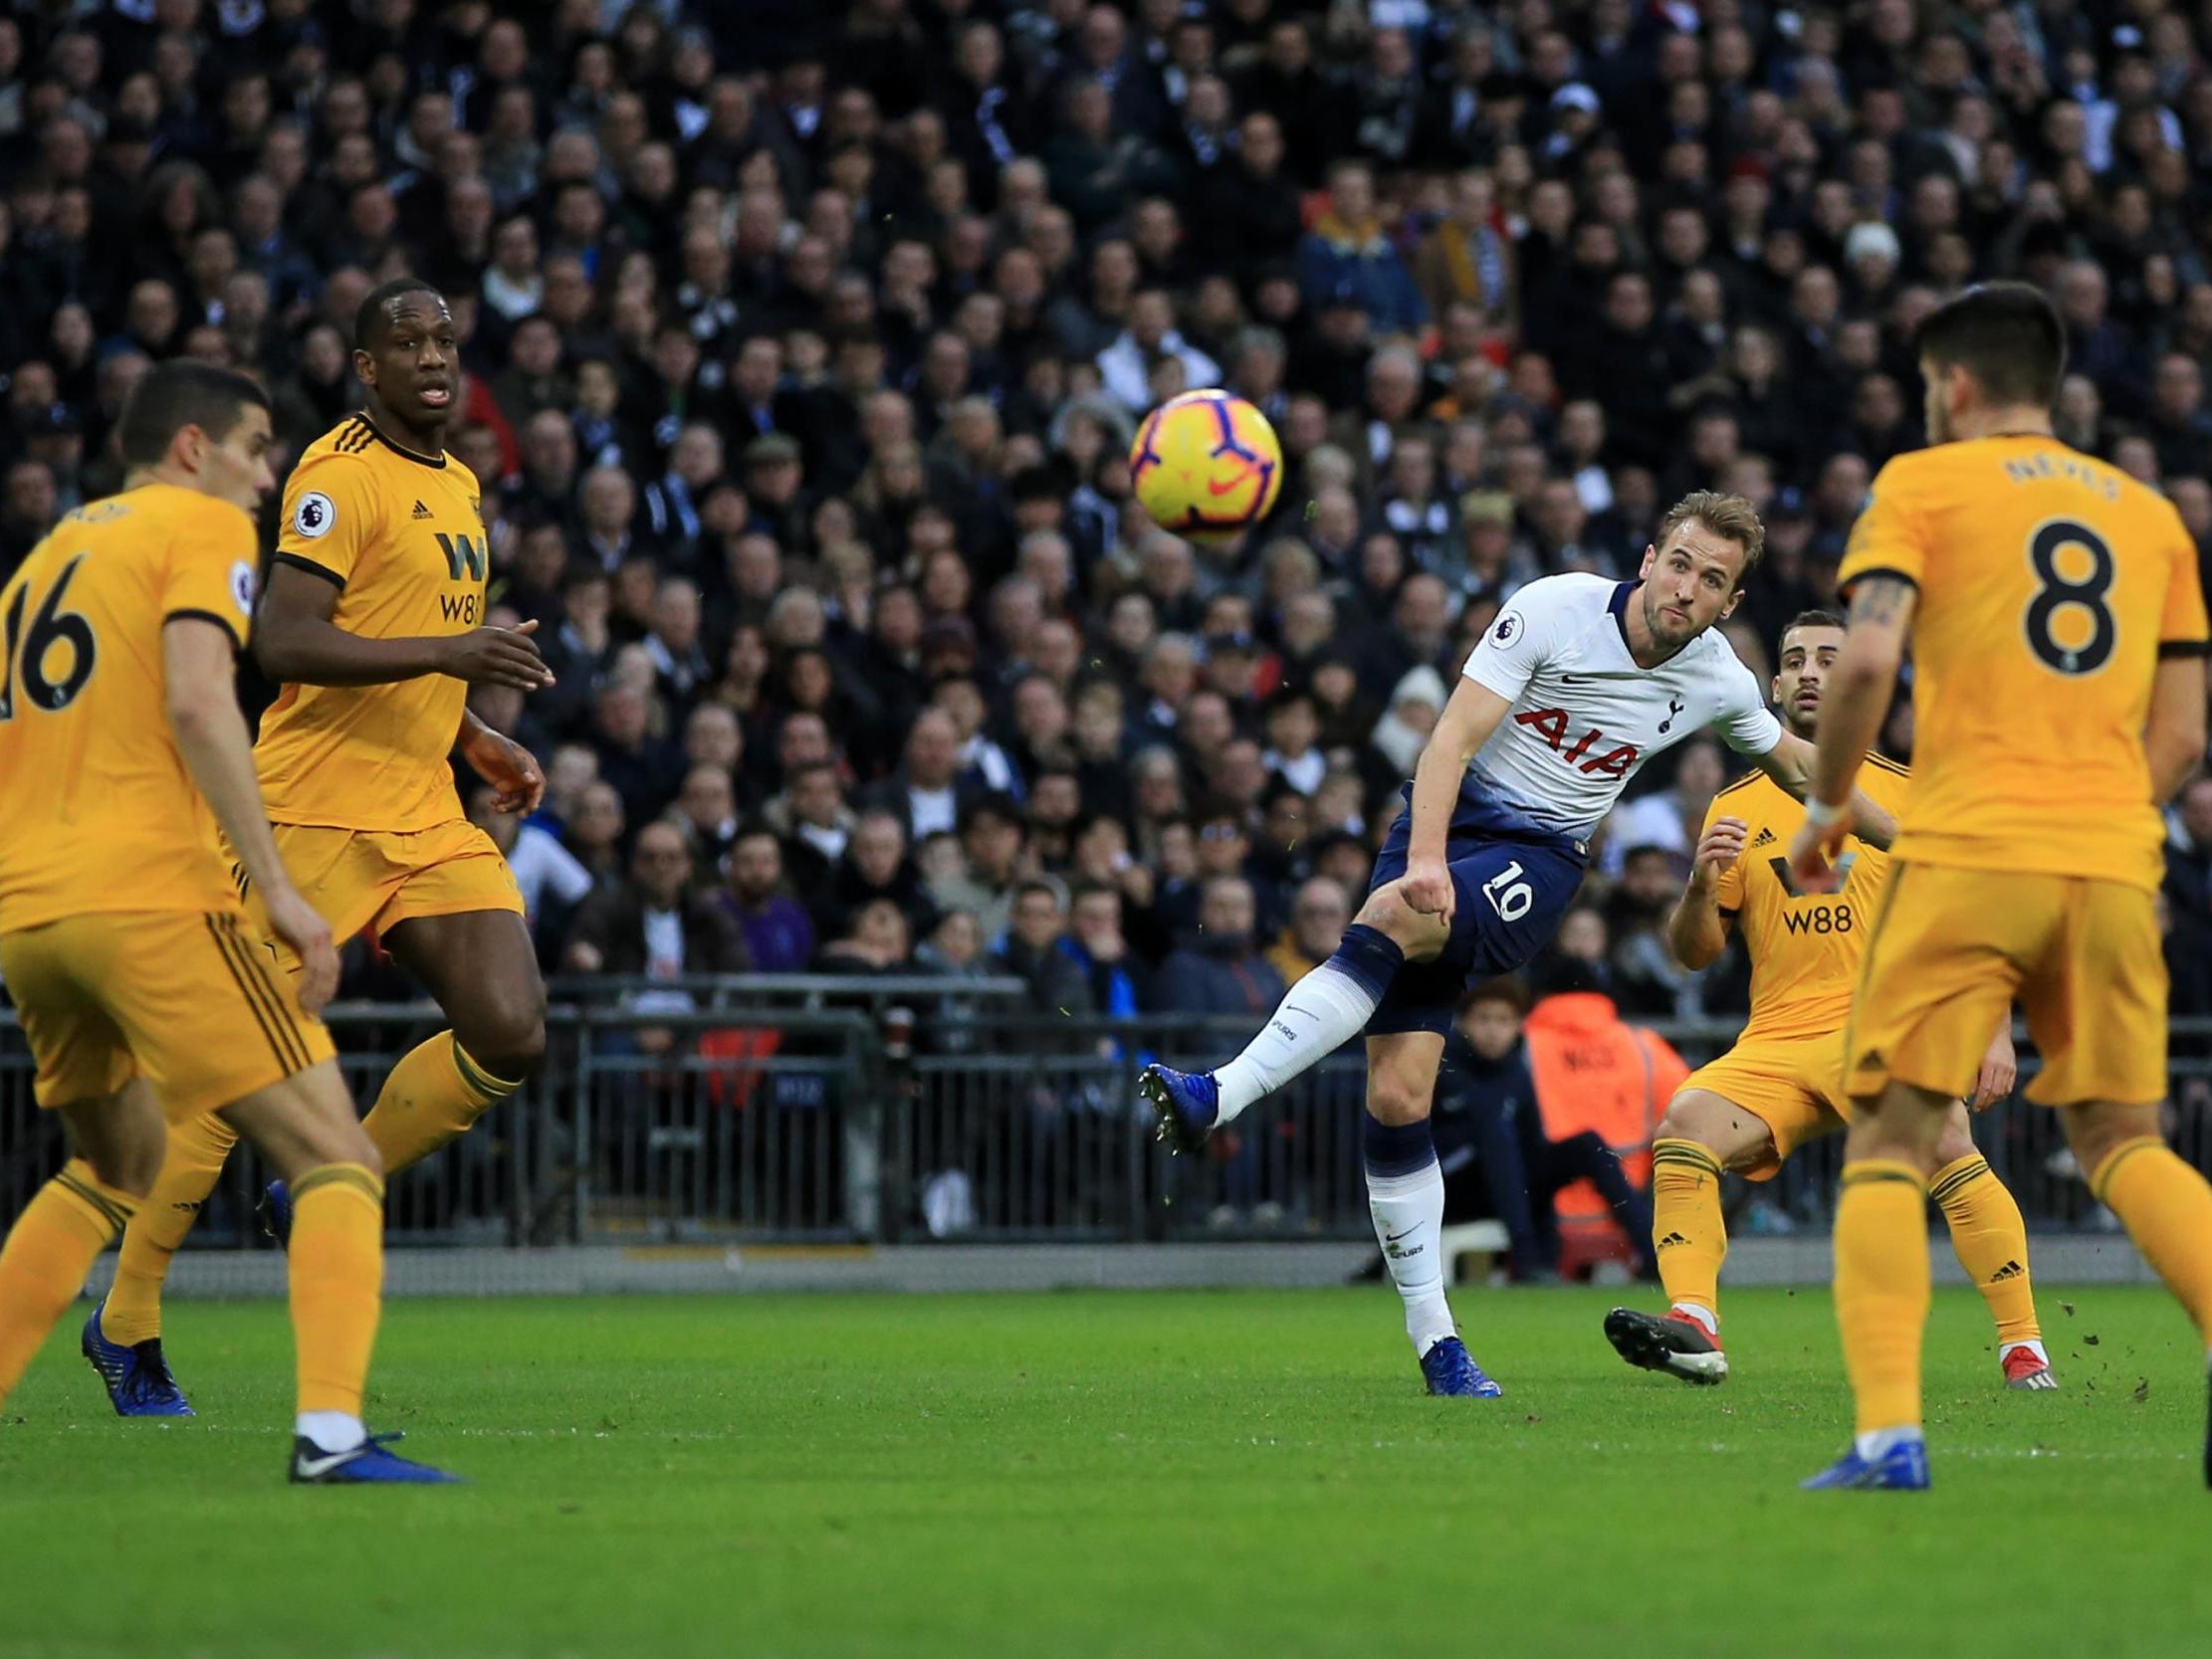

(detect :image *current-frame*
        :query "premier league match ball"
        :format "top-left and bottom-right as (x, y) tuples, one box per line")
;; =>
(1128, 389), (1284, 545)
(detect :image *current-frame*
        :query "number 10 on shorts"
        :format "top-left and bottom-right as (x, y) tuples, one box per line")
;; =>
(1482, 860), (1533, 922)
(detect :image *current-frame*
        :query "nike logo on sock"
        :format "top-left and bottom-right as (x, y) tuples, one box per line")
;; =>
(1383, 1228), (1415, 1244)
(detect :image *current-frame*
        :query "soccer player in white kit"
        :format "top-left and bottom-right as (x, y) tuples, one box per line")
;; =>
(1143, 493), (1899, 1394)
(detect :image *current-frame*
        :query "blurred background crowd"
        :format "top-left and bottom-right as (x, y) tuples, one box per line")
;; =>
(2, 0), (2210, 1032)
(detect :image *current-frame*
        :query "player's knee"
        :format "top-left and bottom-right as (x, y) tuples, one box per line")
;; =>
(2058, 1102), (2161, 1182)
(1655, 1097), (1721, 1153)
(1654, 1101), (1699, 1145)
(1365, 1072), (1433, 1127)
(1358, 882), (1445, 953)
(1931, 1120), (1979, 1168)
(463, 997), (547, 1080)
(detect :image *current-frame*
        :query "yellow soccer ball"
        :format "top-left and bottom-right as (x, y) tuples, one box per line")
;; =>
(1127, 389), (1285, 545)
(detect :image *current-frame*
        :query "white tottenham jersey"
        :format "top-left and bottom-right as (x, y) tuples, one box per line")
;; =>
(1459, 573), (1782, 837)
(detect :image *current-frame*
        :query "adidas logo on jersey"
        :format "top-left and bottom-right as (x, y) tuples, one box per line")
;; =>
(1750, 827), (1777, 847)
(412, 500), (433, 519)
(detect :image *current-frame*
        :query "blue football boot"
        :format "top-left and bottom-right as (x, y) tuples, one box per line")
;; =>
(1139, 1064), (1219, 1155)
(1421, 1336), (1504, 1398)
(259, 1179), (294, 1247)
(1801, 1435), (1931, 1491)
(289, 1432), (463, 1485)
(81, 1299), (195, 1417)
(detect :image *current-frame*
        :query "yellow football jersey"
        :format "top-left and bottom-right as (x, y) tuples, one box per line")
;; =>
(1708, 756), (1912, 1044)
(1840, 435), (2209, 893)
(0, 484), (260, 931)
(254, 415), (486, 832)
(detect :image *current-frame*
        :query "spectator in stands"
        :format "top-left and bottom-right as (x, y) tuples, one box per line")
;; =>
(1066, 882), (1147, 1020)
(467, 782), (592, 946)
(566, 781), (629, 892)
(1428, 978), (1658, 1283)
(867, 708), (971, 843)
(1520, 957), (1680, 1277)
(1606, 734), (1726, 876)
(726, 827), (814, 975)
(562, 821), (749, 1035)
(824, 809), (933, 936)
(1608, 845), (1699, 1018)
(929, 792), (1027, 945)
(1267, 875), (1353, 987)
(815, 897), (913, 976)
(2167, 777), (2212, 1017)
(1298, 160), (1425, 336)
(3, 0), (2203, 1080)
(672, 763), (741, 874)
(990, 877), (1096, 1025)
(1154, 876), (1285, 1020)
(767, 760), (855, 901)
(589, 680), (683, 831)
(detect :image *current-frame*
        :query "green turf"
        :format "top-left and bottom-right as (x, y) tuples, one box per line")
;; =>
(1, 1284), (2206, 1659)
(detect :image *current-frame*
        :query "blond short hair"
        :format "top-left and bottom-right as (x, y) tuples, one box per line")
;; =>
(1658, 490), (1766, 586)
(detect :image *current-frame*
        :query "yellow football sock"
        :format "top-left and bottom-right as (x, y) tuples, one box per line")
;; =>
(2093, 1137), (2212, 1348)
(103, 1111), (239, 1346)
(1650, 1138), (1727, 1325)
(0, 1160), (136, 1406)
(1834, 1159), (1931, 1435)
(286, 1163), (385, 1418)
(361, 1032), (523, 1177)
(1929, 1152), (2040, 1346)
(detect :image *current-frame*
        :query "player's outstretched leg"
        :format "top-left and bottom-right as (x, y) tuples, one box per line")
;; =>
(1362, 1034), (1500, 1398)
(1927, 1110), (2051, 1389)
(91, 1108), (241, 1412)
(1804, 1083), (1946, 1493)
(223, 1063), (461, 1485)
(1145, 918), (1410, 1154)
(0, 1092), (161, 1416)
(2066, 1103), (2212, 1488)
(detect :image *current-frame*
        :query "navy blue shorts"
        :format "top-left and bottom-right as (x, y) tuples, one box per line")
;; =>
(1364, 778), (1588, 1036)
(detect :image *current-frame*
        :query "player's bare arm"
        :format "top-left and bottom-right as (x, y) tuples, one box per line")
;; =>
(1402, 677), (1512, 921)
(253, 559), (554, 692)
(458, 706), (546, 814)
(1667, 815), (1745, 969)
(2145, 653), (2209, 803)
(1787, 574), (1916, 888)
(162, 616), (338, 1013)
(1755, 730), (1896, 850)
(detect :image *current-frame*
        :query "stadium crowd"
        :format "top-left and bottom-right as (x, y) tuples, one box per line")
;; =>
(2, 0), (2211, 1030)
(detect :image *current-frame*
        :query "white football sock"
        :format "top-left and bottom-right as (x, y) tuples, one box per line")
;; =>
(1998, 1339), (2047, 1365)
(1854, 1424), (1924, 1461)
(296, 1410), (366, 1454)
(1368, 1162), (1455, 1356)
(1214, 960), (1384, 1125)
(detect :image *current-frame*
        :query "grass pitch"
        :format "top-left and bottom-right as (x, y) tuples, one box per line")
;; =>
(1, 1284), (2207, 1659)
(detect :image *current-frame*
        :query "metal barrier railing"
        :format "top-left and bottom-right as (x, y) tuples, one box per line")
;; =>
(4, 993), (2211, 1248)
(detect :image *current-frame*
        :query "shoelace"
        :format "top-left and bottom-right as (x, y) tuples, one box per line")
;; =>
(121, 1345), (181, 1404)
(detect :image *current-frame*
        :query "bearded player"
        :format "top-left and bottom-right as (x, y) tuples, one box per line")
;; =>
(1602, 610), (2051, 1390)
(84, 280), (554, 1415)
(1143, 493), (1898, 1398)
